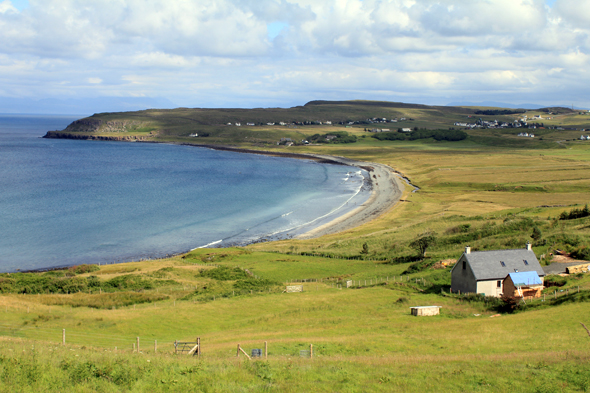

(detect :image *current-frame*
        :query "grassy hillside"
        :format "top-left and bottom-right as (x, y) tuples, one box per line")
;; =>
(1, 251), (590, 391)
(4, 100), (590, 391)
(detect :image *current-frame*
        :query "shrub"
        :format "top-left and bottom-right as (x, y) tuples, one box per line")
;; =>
(69, 264), (100, 275)
(559, 204), (590, 220)
(402, 259), (436, 275)
(233, 278), (280, 291)
(544, 275), (567, 287)
(570, 246), (590, 261)
(200, 266), (249, 281)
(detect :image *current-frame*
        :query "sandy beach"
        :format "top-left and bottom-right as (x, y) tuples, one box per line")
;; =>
(295, 154), (405, 239)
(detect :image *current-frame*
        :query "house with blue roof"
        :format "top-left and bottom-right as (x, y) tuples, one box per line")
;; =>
(450, 243), (545, 297)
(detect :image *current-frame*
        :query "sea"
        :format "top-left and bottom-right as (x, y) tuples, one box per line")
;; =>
(0, 114), (370, 272)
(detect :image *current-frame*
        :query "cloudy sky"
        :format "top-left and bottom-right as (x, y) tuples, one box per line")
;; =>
(0, 0), (588, 113)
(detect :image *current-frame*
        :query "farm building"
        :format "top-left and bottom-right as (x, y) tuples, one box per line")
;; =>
(450, 243), (545, 297)
(502, 271), (544, 299)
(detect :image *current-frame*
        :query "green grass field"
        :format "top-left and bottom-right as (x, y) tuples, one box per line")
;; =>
(4, 101), (590, 391)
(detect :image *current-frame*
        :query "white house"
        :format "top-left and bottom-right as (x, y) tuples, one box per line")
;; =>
(450, 243), (545, 297)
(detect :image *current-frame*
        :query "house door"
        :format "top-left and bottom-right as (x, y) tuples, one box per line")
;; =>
(496, 280), (503, 296)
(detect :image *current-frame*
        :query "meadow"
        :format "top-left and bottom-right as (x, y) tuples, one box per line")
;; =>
(4, 101), (590, 391)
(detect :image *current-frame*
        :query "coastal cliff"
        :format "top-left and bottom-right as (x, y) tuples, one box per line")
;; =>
(43, 131), (154, 142)
(63, 119), (150, 133)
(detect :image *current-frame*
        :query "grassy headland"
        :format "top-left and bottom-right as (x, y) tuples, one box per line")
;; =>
(3, 100), (590, 391)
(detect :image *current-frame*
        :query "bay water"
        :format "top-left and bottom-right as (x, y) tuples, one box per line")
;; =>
(0, 115), (369, 272)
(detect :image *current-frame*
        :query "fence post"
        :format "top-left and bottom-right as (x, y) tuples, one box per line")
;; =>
(62, 329), (65, 345)
(310, 344), (313, 359)
(174, 340), (178, 354)
(237, 344), (240, 357)
(197, 337), (201, 357)
(136, 337), (140, 353)
(265, 341), (268, 359)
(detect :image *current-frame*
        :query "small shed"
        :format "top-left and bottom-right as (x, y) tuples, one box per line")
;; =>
(410, 306), (441, 316)
(503, 271), (543, 299)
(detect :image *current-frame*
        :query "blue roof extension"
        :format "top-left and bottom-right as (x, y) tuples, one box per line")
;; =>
(507, 271), (542, 286)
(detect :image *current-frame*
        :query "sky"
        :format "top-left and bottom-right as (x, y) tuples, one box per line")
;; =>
(0, 0), (588, 113)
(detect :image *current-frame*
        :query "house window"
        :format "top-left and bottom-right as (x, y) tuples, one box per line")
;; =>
(497, 280), (501, 288)
(500, 261), (506, 267)
(462, 261), (466, 270)
(524, 260), (529, 265)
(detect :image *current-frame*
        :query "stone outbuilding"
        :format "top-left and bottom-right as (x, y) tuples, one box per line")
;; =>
(450, 243), (545, 297)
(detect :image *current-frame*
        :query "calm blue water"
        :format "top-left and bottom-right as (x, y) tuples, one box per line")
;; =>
(0, 115), (369, 272)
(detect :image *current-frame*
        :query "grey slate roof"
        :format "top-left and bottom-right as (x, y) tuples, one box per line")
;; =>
(461, 249), (545, 281)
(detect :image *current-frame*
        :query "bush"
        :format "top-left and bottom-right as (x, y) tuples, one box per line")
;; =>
(559, 204), (590, 220)
(200, 266), (249, 281)
(371, 132), (406, 141)
(402, 259), (436, 275)
(570, 246), (590, 261)
(69, 264), (100, 275)
(233, 278), (279, 291)
(544, 275), (567, 287)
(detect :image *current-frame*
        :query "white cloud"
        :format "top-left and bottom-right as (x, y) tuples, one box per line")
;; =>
(0, 0), (588, 109)
(0, 0), (18, 14)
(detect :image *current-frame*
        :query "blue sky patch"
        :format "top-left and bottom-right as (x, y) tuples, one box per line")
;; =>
(267, 22), (289, 40)
(10, 0), (29, 11)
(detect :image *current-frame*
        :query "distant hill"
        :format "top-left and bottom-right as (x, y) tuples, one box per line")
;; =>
(447, 101), (587, 111)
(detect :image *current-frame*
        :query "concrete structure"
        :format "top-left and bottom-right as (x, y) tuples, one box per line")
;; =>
(566, 264), (590, 274)
(410, 306), (441, 316)
(450, 243), (545, 297)
(285, 285), (303, 293)
(503, 271), (544, 299)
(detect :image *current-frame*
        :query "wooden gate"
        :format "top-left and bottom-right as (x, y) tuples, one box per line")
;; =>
(174, 338), (201, 356)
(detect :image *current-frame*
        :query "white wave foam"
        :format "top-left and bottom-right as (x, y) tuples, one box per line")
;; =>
(192, 239), (222, 250)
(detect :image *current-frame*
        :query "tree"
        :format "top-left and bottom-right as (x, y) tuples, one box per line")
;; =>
(360, 242), (369, 255)
(409, 232), (437, 258)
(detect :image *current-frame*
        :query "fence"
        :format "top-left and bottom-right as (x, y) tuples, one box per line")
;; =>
(285, 275), (431, 289)
(174, 338), (201, 356)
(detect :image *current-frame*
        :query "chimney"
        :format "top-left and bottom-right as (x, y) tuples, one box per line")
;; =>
(526, 242), (532, 251)
(465, 246), (471, 254)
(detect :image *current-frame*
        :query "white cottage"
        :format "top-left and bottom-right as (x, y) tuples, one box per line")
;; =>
(450, 243), (545, 297)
